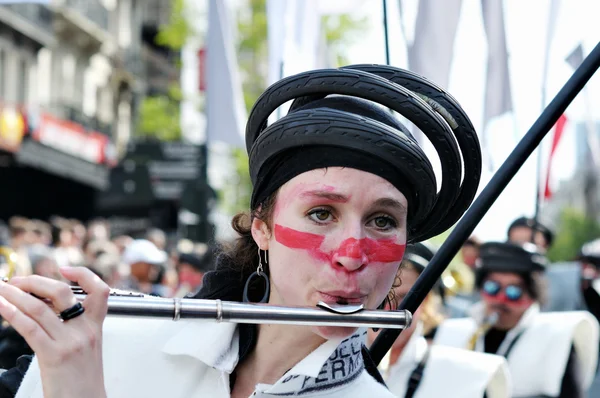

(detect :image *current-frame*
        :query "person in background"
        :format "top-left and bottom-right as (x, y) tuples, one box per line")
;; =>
(29, 221), (51, 246)
(368, 242), (511, 398)
(112, 235), (133, 256)
(461, 237), (481, 270)
(435, 241), (599, 398)
(444, 237), (482, 318)
(174, 243), (216, 297)
(507, 216), (554, 253)
(7, 217), (32, 277)
(89, 253), (127, 289)
(86, 219), (110, 243)
(27, 245), (62, 281)
(147, 228), (167, 251)
(121, 239), (170, 296)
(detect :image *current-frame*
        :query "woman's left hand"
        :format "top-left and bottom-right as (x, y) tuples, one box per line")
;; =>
(0, 266), (110, 398)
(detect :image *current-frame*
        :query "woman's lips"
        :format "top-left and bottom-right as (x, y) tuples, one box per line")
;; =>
(319, 291), (366, 304)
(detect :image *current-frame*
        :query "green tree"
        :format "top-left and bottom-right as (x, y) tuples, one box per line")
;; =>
(225, 3), (367, 214)
(136, 0), (189, 142)
(322, 14), (369, 67)
(547, 208), (600, 263)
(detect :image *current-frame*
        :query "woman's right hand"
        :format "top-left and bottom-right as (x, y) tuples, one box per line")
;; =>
(0, 266), (110, 398)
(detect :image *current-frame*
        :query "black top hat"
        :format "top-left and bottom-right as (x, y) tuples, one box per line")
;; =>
(477, 241), (548, 274)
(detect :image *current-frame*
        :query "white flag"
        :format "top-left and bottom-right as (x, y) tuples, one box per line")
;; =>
(407, 0), (463, 146)
(267, 0), (323, 86)
(267, 0), (324, 121)
(565, 44), (585, 70)
(480, 0), (513, 125)
(205, 0), (247, 148)
(408, 0), (463, 91)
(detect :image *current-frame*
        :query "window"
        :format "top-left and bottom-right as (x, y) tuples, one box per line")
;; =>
(16, 57), (28, 104)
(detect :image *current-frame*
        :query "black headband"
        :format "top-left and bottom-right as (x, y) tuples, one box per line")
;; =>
(246, 65), (481, 242)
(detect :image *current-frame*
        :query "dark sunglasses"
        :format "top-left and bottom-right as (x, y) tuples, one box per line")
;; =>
(482, 280), (524, 301)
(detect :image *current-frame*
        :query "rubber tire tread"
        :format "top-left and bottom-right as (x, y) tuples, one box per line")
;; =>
(250, 108), (434, 241)
(246, 69), (462, 241)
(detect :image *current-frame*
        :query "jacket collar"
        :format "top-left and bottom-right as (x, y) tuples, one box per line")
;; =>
(161, 321), (368, 395)
(161, 321), (240, 373)
(258, 329), (367, 395)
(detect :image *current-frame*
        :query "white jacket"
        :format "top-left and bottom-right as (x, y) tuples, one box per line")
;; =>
(381, 323), (511, 398)
(16, 316), (396, 398)
(434, 303), (600, 397)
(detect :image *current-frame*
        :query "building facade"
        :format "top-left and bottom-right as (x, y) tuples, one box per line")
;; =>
(0, 0), (179, 222)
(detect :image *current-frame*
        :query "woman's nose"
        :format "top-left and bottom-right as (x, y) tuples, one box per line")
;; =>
(331, 237), (369, 272)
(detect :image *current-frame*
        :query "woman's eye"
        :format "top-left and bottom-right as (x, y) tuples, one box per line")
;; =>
(371, 216), (397, 230)
(309, 209), (333, 223)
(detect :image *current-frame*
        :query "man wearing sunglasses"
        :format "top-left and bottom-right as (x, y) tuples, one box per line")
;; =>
(434, 241), (599, 398)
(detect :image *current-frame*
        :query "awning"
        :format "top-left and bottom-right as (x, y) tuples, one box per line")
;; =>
(15, 139), (109, 190)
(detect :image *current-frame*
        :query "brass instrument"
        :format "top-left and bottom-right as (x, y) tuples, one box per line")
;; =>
(0, 246), (16, 280)
(466, 312), (499, 350)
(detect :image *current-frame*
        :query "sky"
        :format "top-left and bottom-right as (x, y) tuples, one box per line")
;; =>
(344, 0), (600, 242)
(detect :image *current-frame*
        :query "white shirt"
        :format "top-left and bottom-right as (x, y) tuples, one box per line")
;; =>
(380, 323), (511, 398)
(16, 316), (397, 398)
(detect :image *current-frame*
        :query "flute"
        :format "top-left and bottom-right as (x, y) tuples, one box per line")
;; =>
(71, 287), (412, 329)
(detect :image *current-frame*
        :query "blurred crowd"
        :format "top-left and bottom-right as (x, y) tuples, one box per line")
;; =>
(0, 216), (216, 300)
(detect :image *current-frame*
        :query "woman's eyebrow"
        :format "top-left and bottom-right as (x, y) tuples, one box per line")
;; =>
(373, 198), (407, 214)
(299, 190), (349, 203)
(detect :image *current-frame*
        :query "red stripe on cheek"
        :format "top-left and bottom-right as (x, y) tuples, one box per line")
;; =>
(274, 225), (330, 262)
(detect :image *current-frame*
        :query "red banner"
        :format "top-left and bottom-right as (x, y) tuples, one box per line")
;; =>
(198, 48), (206, 92)
(32, 113), (108, 164)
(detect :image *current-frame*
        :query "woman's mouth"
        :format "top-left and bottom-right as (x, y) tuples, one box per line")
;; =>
(319, 291), (366, 305)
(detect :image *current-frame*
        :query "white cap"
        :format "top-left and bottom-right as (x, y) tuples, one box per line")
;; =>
(122, 239), (168, 265)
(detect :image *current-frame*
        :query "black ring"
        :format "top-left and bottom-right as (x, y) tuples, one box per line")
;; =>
(59, 302), (85, 322)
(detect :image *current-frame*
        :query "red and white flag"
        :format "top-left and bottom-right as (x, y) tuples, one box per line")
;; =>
(543, 114), (568, 200)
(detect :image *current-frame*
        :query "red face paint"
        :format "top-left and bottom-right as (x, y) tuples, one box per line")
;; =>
(274, 224), (406, 266)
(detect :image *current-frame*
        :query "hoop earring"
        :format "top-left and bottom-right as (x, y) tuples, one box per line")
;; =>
(243, 248), (270, 303)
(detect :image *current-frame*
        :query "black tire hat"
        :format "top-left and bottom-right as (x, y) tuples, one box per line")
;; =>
(246, 65), (482, 243)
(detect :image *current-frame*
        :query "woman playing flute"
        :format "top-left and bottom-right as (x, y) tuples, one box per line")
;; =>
(0, 65), (481, 398)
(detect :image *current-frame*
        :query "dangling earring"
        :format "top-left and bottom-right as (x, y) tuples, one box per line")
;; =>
(243, 248), (271, 303)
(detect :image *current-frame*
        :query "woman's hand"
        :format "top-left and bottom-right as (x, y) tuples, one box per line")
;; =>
(0, 266), (110, 398)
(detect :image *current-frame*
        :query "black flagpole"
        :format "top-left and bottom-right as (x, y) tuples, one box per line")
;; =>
(369, 40), (600, 364)
(382, 0), (391, 65)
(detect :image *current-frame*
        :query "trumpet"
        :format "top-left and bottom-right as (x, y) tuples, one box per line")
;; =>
(466, 311), (499, 350)
(70, 287), (413, 329)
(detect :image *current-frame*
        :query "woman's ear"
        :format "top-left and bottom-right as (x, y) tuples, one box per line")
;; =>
(251, 218), (271, 250)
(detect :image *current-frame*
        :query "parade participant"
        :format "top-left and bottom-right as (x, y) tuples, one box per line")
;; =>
(173, 243), (216, 298)
(434, 241), (599, 398)
(0, 65), (481, 398)
(507, 216), (554, 252)
(120, 239), (170, 297)
(368, 243), (511, 398)
(444, 237), (483, 318)
(543, 238), (600, 396)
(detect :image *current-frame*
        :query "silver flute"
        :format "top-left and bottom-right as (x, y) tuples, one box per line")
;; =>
(71, 287), (412, 329)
